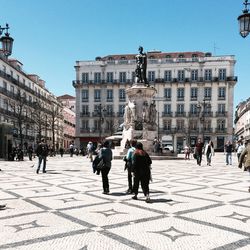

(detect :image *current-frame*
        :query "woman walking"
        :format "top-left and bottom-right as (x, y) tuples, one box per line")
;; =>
(132, 142), (152, 203)
(238, 142), (250, 192)
(98, 141), (113, 194)
(204, 140), (214, 166)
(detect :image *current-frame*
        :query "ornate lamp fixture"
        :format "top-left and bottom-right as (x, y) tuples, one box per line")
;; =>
(0, 23), (14, 57)
(238, 0), (250, 38)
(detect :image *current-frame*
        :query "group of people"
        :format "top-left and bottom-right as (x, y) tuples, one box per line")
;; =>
(92, 140), (152, 203)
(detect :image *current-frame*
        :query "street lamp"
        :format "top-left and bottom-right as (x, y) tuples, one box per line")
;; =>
(96, 104), (106, 142)
(238, 0), (250, 38)
(196, 98), (210, 142)
(0, 23), (14, 57)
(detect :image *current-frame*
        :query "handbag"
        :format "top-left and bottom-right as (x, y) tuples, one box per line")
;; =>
(96, 159), (105, 170)
(193, 153), (197, 159)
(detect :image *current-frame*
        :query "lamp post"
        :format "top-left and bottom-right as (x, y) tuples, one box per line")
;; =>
(238, 0), (250, 38)
(0, 23), (14, 57)
(97, 104), (106, 142)
(196, 98), (210, 142)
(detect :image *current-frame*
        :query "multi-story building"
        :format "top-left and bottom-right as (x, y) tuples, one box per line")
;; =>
(234, 98), (250, 143)
(73, 51), (237, 151)
(58, 94), (76, 112)
(0, 53), (63, 159)
(58, 95), (76, 150)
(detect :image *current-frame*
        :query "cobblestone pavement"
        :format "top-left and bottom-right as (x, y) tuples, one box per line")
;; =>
(0, 153), (250, 250)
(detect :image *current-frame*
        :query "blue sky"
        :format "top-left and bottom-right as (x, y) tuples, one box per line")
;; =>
(1, 0), (249, 106)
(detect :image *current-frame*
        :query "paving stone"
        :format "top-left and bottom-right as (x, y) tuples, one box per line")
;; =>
(0, 153), (249, 249)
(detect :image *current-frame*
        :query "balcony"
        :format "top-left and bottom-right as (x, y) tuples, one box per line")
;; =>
(218, 96), (226, 101)
(188, 112), (199, 117)
(175, 112), (186, 117)
(162, 112), (173, 117)
(177, 97), (184, 101)
(216, 111), (227, 117)
(105, 112), (115, 117)
(106, 98), (113, 103)
(80, 128), (90, 133)
(81, 98), (89, 103)
(119, 98), (126, 102)
(203, 111), (213, 117)
(80, 112), (90, 117)
(215, 127), (227, 133)
(190, 97), (198, 101)
(204, 128), (213, 133)
(92, 111), (101, 117)
(94, 98), (101, 102)
(116, 112), (124, 117)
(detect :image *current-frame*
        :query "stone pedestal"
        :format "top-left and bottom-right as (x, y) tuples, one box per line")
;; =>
(120, 84), (157, 152)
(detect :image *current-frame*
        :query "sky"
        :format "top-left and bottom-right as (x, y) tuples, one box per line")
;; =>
(1, 0), (249, 106)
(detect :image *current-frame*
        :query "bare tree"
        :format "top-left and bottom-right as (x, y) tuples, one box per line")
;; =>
(9, 91), (28, 148)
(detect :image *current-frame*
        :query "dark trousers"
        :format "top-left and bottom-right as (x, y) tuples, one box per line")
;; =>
(197, 152), (202, 165)
(133, 174), (149, 196)
(37, 156), (47, 172)
(101, 167), (110, 192)
(28, 153), (32, 161)
(127, 167), (133, 191)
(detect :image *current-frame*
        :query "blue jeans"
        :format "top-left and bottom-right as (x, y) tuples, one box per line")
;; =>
(226, 153), (232, 165)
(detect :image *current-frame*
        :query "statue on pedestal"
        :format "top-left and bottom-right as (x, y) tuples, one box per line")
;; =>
(135, 46), (149, 86)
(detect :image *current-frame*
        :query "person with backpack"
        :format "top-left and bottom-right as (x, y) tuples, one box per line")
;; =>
(131, 142), (152, 203)
(36, 139), (48, 174)
(98, 141), (113, 194)
(124, 140), (137, 194)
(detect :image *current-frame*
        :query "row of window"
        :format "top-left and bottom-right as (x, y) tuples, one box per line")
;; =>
(81, 87), (226, 102)
(81, 69), (227, 83)
(80, 103), (226, 115)
(80, 119), (226, 131)
(165, 87), (226, 99)
(163, 119), (226, 130)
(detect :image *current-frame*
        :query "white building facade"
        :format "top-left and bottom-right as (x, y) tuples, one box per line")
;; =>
(235, 98), (250, 143)
(73, 51), (237, 151)
(0, 54), (64, 159)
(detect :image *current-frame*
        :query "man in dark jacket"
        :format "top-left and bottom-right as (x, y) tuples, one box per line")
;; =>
(195, 138), (204, 166)
(98, 141), (113, 194)
(132, 142), (152, 203)
(36, 139), (48, 174)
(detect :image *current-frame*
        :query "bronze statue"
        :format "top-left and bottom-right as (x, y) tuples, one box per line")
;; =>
(135, 46), (148, 85)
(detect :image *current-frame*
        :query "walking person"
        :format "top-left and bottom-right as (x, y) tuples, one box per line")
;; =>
(224, 140), (233, 165)
(204, 140), (214, 166)
(131, 142), (152, 203)
(59, 147), (64, 157)
(124, 140), (137, 194)
(69, 143), (74, 157)
(184, 144), (191, 160)
(86, 142), (94, 162)
(98, 141), (113, 194)
(236, 140), (245, 162)
(194, 138), (204, 166)
(27, 145), (33, 161)
(238, 142), (250, 192)
(36, 139), (48, 174)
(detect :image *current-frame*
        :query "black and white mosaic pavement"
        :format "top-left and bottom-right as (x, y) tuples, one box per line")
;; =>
(0, 153), (249, 249)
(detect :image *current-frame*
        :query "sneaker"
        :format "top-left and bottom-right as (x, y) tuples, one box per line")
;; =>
(145, 197), (151, 203)
(0, 204), (6, 209)
(248, 187), (250, 193)
(42, 171), (46, 173)
(102, 191), (109, 195)
(36, 169), (39, 174)
(132, 195), (138, 200)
